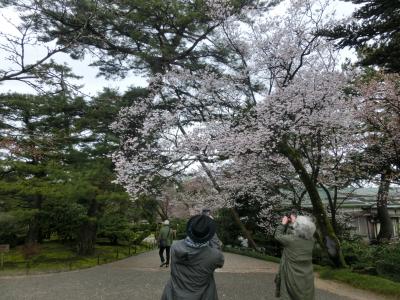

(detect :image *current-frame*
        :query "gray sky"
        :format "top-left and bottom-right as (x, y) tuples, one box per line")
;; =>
(0, 1), (356, 97)
(0, 50), (148, 96)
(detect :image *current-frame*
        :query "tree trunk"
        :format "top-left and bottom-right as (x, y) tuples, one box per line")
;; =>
(330, 210), (338, 236)
(199, 160), (258, 250)
(279, 141), (347, 268)
(178, 124), (258, 250)
(26, 219), (40, 246)
(25, 195), (43, 246)
(77, 219), (97, 255)
(376, 169), (393, 242)
(320, 184), (339, 235)
(77, 199), (98, 255)
(229, 207), (258, 250)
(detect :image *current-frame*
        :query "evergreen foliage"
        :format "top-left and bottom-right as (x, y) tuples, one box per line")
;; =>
(0, 90), (148, 253)
(321, 0), (400, 72)
(1, 0), (260, 75)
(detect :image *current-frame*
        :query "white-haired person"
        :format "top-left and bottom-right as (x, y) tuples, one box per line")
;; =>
(158, 219), (174, 267)
(275, 215), (316, 300)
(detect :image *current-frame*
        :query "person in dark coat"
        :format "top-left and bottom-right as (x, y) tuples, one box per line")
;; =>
(275, 215), (316, 300)
(161, 214), (224, 300)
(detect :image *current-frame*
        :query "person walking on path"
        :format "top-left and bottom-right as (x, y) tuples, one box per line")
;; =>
(161, 214), (225, 300)
(275, 215), (316, 300)
(159, 220), (173, 267)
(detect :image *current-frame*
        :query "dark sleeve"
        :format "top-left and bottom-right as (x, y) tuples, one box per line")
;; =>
(215, 251), (225, 269)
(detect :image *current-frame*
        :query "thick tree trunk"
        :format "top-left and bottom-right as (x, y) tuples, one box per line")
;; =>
(25, 196), (43, 246)
(26, 219), (40, 245)
(229, 207), (258, 250)
(77, 219), (97, 255)
(77, 199), (98, 255)
(320, 184), (339, 235)
(279, 141), (347, 268)
(329, 209), (338, 236)
(376, 169), (393, 242)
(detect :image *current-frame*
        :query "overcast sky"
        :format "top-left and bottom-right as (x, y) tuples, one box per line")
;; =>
(0, 6), (148, 97)
(0, 1), (356, 97)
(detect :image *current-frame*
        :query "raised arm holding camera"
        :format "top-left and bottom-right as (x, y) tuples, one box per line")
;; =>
(274, 213), (316, 300)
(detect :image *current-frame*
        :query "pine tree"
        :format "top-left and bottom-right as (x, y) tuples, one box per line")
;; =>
(0, 91), (136, 253)
(0, 93), (87, 246)
(321, 0), (400, 72)
(1, 0), (260, 75)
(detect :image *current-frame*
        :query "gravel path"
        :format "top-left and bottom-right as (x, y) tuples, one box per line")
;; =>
(0, 250), (391, 300)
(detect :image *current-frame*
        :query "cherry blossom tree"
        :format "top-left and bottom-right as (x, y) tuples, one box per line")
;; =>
(354, 72), (400, 241)
(113, 0), (357, 266)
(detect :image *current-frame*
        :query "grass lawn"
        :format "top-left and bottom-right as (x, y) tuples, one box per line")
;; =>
(317, 267), (400, 299)
(0, 241), (152, 275)
(225, 247), (400, 299)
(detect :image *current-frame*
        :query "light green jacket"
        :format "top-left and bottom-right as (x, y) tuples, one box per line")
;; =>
(275, 225), (315, 300)
(159, 225), (173, 247)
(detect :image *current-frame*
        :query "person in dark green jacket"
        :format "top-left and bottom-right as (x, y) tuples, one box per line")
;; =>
(159, 220), (174, 267)
(275, 215), (316, 300)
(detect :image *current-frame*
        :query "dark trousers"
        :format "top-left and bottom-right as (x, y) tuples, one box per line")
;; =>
(159, 246), (171, 264)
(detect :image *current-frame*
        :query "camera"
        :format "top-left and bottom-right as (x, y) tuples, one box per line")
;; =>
(286, 209), (298, 223)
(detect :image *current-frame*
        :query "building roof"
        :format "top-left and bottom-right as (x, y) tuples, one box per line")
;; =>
(285, 187), (400, 209)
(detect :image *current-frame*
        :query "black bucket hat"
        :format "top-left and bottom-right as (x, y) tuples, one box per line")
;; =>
(186, 215), (216, 243)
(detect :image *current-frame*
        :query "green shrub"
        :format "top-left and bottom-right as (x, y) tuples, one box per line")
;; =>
(340, 240), (400, 281)
(215, 208), (242, 247)
(40, 200), (86, 243)
(312, 242), (334, 267)
(0, 211), (29, 247)
(130, 222), (157, 232)
(376, 261), (400, 282)
(375, 242), (400, 282)
(341, 240), (376, 270)
(169, 218), (187, 240)
(97, 213), (131, 244)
